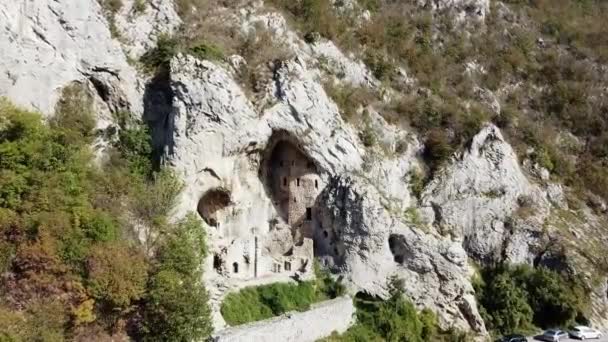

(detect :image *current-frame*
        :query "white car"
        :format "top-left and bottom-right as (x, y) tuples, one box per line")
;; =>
(569, 326), (603, 340)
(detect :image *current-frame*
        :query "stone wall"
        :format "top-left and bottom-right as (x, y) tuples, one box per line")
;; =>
(211, 296), (355, 342)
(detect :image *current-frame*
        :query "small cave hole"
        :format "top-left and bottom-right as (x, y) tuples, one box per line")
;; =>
(232, 262), (239, 274)
(323, 230), (328, 238)
(197, 188), (231, 227)
(284, 261), (291, 271)
(315, 180), (318, 189)
(297, 178), (301, 186)
(213, 254), (222, 270)
(388, 235), (406, 264)
(306, 208), (312, 221)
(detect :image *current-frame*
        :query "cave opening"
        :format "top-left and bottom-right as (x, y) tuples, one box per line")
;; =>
(197, 188), (231, 227)
(260, 134), (322, 240)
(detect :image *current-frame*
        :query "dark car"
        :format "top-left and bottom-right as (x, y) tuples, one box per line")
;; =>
(498, 334), (527, 342)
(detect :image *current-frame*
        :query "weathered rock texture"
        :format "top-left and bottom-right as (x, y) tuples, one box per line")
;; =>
(318, 176), (486, 334)
(0, 0), (142, 120)
(211, 296), (355, 342)
(1, 0), (607, 338)
(422, 125), (546, 262)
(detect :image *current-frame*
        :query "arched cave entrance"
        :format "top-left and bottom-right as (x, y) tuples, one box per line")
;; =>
(260, 133), (322, 242)
(197, 188), (231, 227)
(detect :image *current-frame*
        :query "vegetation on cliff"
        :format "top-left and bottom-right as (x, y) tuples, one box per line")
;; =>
(221, 262), (345, 326)
(0, 94), (212, 341)
(474, 264), (589, 336)
(322, 277), (470, 342)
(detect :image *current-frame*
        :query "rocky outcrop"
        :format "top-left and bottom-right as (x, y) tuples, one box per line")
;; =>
(165, 53), (490, 334)
(0, 0), (142, 119)
(168, 54), (364, 219)
(416, 0), (490, 22)
(422, 125), (548, 263)
(2, 0), (606, 337)
(319, 176), (487, 334)
(211, 296), (355, 342)
(114, 0), (182, 58)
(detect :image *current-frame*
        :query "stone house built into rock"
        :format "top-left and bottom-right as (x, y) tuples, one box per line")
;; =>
(272, 142), (322, 244)
(198, 139), (323, 284)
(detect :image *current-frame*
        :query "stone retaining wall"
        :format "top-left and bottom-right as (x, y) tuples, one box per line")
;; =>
(210, 296), (355, 342)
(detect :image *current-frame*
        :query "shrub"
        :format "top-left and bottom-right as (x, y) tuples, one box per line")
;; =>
(0, 101), (211, 339)
(131, 169), (184, 252)
(141, 214), (212, 341)
(140, 34), (179, 71)
(363, 50), (395, 82)
(424, 129), (454, 172)
(188, 42), (225, 61)
(86, 243), (148, 308)
(221, 262), (344, 326)
(114, 118), (153, 177)
(133, 0), (146, 13)
(51, 83), (96, 143)
(221, 282), (318, 326)
(324, 277), (454, 342)
(323, 82), (376, 122)
(475, 264), (589, 335)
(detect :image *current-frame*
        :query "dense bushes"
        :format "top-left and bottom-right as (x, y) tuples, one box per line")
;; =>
(220, 262), (344, 326)
(221, 282), (318, 326)
(323, 277), (471, 342)
(474, 264), (589, 335)
(0, 98), (212, 340)
(141, 214), (212, 341)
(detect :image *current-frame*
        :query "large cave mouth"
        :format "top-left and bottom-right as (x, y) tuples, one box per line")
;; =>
(197, 188), (231, 227)
(260, 133), (322, 243)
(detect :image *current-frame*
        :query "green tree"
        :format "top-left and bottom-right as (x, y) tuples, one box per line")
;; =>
(480, 272), (533, 334)
(141, 214), (212, 341)
(86, 243), (148, 308)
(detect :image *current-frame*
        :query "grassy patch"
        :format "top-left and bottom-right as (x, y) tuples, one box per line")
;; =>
(220, 262), (344, 326)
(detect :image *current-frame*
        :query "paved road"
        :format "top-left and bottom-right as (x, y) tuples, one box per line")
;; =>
(524, 335), (608, 342)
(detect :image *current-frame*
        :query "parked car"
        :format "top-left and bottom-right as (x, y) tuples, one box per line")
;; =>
(569, 326), (603, 340)
(498, 334), (527, 342)
(538, 330), (569, 342)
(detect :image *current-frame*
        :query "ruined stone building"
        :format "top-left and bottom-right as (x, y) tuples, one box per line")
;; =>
(269, 142), (321, 244)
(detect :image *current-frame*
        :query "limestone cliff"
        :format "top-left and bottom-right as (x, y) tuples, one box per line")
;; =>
(1, 0), (607, 339)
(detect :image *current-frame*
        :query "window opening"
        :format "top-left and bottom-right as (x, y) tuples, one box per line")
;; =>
(306, 208), (312, 221)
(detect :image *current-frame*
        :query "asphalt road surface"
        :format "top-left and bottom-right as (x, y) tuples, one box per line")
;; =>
(524, 334), (608, 342)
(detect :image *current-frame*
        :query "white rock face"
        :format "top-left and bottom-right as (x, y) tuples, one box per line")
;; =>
(0, 0), (142, 117)
(212, 296), (355, 342)
(169, 54), (364, 218)
(3, 0), (606, 337)
(318, 176), (487, 334)
(167, 54), (365, 329)
(239, 10), (378, 88)
(416, 0), (490, 22)
(114, 0), (182, 58)
(165, 54), (490, 334)
(422, 125), (547, 261)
